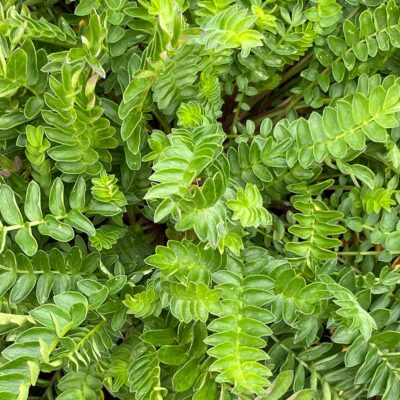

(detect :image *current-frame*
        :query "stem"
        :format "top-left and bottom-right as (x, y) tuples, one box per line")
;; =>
(4, 207), (88, 233)
(254, 97), (331, 125)
(0, 264), (93, 275)
(225, 133), (255, 139)
(230, 96), (244, 134)
(279, 52), (313, 86)
(330, 185), (355, 190)
(24, 85), (40, 98)
(74, 320), (105, 354)
(256, 229), (273, 239)
(31, 37), (75, 49)
(23, 0), (57, 5)
(345, 6), (360, 21)
(365, 151), (399, 174)
(337, 250), (397, 256)
(152, 108), (171, 133)
(0, 154), (15, 170)
(42, 370), (61, 400)
(4, 214), (64, 232)
(254, 102), (308, 122)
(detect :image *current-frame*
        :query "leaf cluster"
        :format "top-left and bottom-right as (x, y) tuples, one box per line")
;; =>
(1, 1), (400, 399)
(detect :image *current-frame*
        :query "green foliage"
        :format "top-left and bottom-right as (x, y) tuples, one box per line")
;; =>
(89, 225), (126, 251)
(0, 178), (95, 256)
(43, 64), (117, 176)
(286, 180), (347, 260)
(227, 183), (272, 228)
(2, 0), (400, 399)
(206, 251), (274, 396)
(25, 125), (51, 193)
(91, 170), (127, 208)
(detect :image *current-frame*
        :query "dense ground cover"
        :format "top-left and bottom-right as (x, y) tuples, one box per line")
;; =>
(1, 0), (400, 399)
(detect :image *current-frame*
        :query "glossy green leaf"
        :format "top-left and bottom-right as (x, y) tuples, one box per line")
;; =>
(24, 182), (42, 222)
(0, 186), (23, 225)
(9, 274), (36, 303)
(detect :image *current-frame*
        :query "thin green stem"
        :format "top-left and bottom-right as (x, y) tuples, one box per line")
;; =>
(225, 133), (255, 139)
(230, 96), (245, 134)
(24, 85), (40, 98)
(23, 0), (58, 5)
(337, 250), (398, 256)
(0, 264), (93, 275)
(4, 207), (88, 233)
(4, 215), (64, 232)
